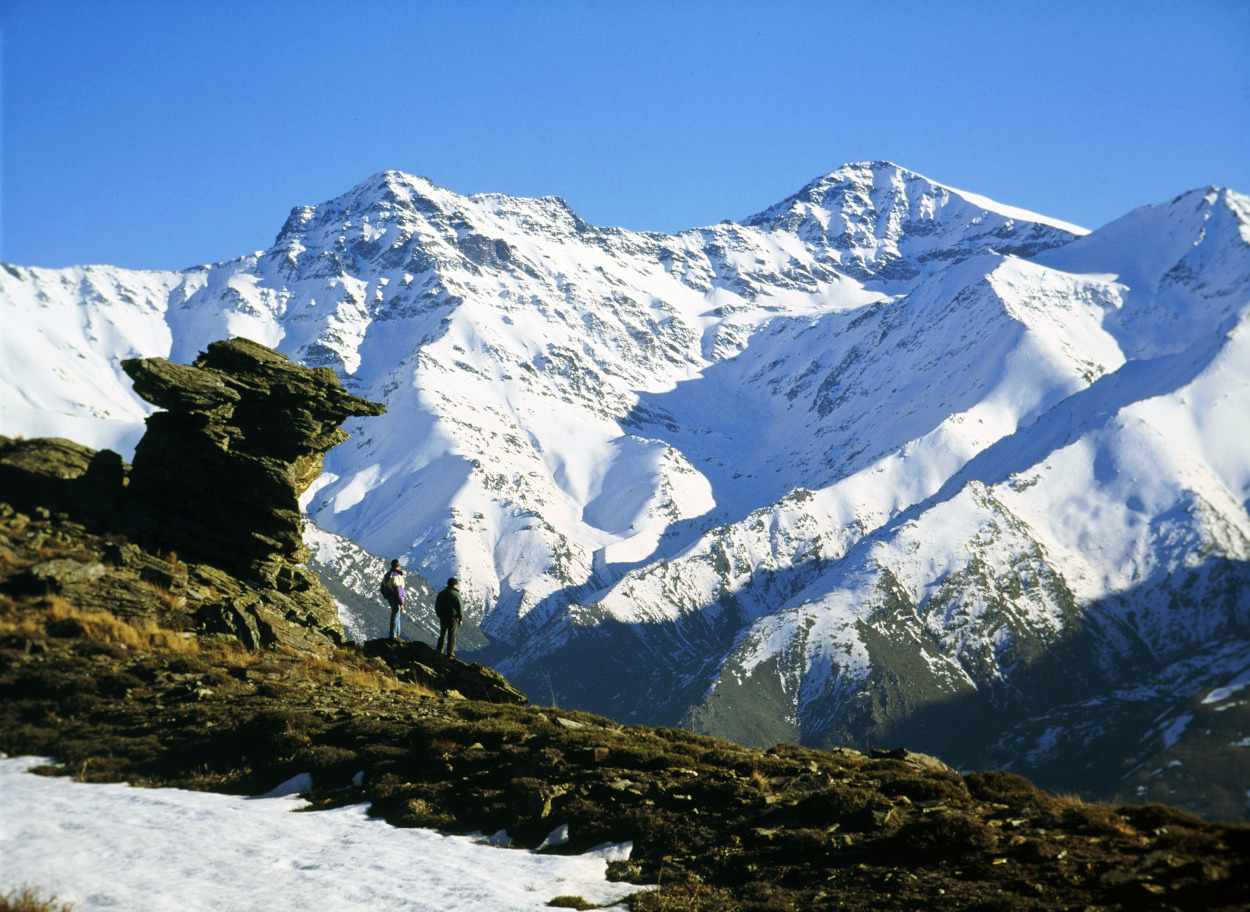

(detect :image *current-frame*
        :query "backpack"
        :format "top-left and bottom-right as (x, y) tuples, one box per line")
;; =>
(380, 571), (398, 598)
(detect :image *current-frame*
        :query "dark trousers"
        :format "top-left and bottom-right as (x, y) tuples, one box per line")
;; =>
(436, 616), (457, 656)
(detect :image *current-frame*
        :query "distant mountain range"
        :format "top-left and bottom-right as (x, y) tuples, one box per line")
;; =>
(3, 161), (1247, 817)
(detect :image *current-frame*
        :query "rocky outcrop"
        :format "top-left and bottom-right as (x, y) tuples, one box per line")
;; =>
(0, 437), (125, 525)
(0, 337), (386, 650)
(121, 337), (385, 584)
(363, 639), (528, 704)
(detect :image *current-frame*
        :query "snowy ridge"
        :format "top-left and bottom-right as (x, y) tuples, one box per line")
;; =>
(2, 162), (1248, 786)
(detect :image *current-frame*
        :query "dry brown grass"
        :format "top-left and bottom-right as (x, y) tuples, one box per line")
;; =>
(0, 885), (76, 912)
(43, 596), (199, 654)
(335, 666), (403, 690)
(0, 593), (41, 637)
(1047, 793), (1136, 836)
(289, 648), (437, 696)
(3, 592), (439, 701)
(143, 580), (186, 612)
(0, 595), (198, 654)
(201, 637), (263, 666)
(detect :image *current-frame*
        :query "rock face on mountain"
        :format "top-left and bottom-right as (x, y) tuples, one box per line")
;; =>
(120, 337), (386, 584)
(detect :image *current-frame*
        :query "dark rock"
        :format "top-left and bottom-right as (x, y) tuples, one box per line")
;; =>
(122, 358), (241, 413)
(195, 598), (265, 650)
(121, 337), (385, 584)
(363, 639), (528, 704)
(870, 747), (955, 773)
(0, 437), (125, 523)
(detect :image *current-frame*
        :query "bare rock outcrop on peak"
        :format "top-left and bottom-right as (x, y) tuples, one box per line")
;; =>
(363, 638), (528, 705)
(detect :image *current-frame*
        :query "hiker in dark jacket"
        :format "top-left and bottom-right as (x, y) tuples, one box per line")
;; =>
(382, 559), (405, 641)
(434, 577), (463, 657)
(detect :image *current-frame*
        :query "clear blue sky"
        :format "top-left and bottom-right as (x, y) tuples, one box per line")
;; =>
(3, 0), (1247, 272)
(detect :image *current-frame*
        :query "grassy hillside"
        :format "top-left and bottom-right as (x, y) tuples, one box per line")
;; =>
(2, 501), (1247, 912)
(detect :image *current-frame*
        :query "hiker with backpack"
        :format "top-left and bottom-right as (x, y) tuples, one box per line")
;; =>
(434, 577), (463, 657)
(380, 559), (405, 641)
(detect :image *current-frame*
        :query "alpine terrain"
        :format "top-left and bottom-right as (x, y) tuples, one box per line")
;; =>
(3, 161), (1247, 817)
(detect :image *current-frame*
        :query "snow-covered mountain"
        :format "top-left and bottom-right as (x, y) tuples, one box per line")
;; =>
(3, 162), (1247, 811)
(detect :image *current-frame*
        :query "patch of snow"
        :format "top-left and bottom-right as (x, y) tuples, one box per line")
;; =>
(257, 772), (314, 798)
(0, 757), (646, 912)
(1202, 669), (1250, 705)
(1159, 713), (1195, 750)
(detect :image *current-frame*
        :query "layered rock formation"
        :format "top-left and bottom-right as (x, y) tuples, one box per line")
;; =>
(120, 337), (386, 583)
(0, 337), (386, 650)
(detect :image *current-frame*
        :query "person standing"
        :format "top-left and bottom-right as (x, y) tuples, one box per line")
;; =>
(434, 577), (463, 657)
(381, 559), (405, 641)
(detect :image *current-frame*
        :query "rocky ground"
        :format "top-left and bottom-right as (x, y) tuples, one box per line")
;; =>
(1, 503), (1247, 912)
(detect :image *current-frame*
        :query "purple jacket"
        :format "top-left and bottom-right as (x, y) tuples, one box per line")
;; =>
(385, 568), (405, 607)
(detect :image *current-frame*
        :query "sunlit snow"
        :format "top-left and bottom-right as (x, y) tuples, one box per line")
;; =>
(0, 757), (642, 912)
(1, 162), (1248, 743)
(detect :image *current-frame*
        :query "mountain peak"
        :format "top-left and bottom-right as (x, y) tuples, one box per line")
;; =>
(740, 161), (1083, 285)
(3, 164), (1249, 822)
(747, 161), (1085, 236)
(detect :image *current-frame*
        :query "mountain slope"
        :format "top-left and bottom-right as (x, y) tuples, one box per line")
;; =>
(2, 162), (1247, 813)
(5, 504), (1247, 912)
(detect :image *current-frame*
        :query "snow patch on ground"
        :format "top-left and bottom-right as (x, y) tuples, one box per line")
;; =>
(0, 757), (645, 912)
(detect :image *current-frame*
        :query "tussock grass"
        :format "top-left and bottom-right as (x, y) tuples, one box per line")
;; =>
(629, 882), (737, 912)
(964, 768), (1056, 809)
(0, 885), (76, 912)
(334, 666), (402, 690)
(1, 591), (434, 705)
(0, 595), (199, 654)
(0, 593), (40, 636)
(142, 579), (185, 612)
(294, 648), (431, 695)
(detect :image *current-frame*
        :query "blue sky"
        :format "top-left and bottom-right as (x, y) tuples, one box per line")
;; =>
(2, 0), (1247, 272)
